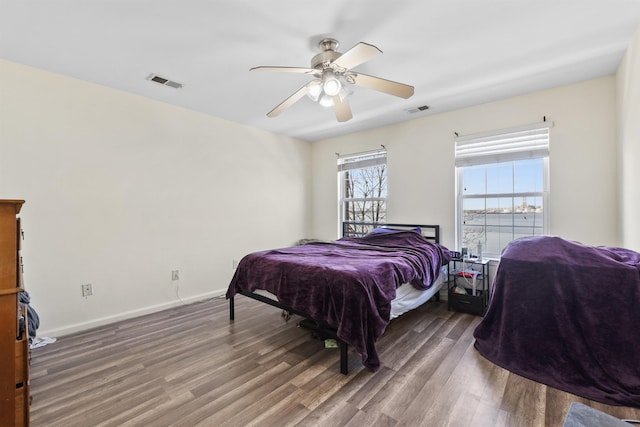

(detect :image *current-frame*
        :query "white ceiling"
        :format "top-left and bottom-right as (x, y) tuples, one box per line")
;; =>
(2, 1), (640, 142)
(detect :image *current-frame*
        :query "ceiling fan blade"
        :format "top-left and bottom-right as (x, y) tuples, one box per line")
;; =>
(351, 72), (414, 99)
(333, 96), (353, 122)
(266, 84), (309, 118)
(250, 66), (321, 76)
(332, 42), (382, 70)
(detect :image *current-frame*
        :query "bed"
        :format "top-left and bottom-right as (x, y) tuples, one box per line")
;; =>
(226, 222), (451, 374)
(473, 236), (640, 407)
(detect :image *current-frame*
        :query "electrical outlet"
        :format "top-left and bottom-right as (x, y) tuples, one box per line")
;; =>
(81, 283), (92, 297)
(171, 270), (179, 281)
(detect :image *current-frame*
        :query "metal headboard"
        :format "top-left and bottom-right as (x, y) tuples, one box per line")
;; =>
(341, 221), (440, 243)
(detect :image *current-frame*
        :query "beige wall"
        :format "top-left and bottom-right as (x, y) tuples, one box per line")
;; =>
(617, 25), (640, 252)
(0, 60), (312, 336)
(311, 76), (620, 250)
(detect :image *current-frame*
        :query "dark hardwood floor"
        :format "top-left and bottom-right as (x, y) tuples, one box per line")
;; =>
(29, 296), (640, 426)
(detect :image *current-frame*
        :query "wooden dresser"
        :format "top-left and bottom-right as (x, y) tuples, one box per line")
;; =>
(0, 199), (29, 426)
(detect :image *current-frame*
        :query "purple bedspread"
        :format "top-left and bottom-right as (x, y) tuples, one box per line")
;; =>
(226, 231), (451, 371)
(473, 236), (640, 407)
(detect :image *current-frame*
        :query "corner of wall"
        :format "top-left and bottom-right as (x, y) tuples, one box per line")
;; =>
(616, 23), (640, 251)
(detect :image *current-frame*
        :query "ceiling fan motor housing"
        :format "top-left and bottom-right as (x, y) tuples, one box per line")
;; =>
(311, 50), (342, 70)
(311, 38), (342, 70)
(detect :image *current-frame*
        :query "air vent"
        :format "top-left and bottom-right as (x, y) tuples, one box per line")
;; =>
(147, 73), (183, 89)
(406, 105), (429, 114)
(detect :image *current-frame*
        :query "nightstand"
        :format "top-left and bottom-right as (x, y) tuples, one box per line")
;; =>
(447, 258), (490, 316)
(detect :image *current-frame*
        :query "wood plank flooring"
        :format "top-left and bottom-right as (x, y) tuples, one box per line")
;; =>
(29, 296), (640, 426)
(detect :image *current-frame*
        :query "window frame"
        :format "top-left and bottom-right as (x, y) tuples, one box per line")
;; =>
(337, 149), (387, 236)
(456, 159), (549, 259)
(455, 122), (551, 259)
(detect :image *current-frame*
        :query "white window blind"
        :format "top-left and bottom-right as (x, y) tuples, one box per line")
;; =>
(337, 149), (387, 172)
(455, 121), (553, 167)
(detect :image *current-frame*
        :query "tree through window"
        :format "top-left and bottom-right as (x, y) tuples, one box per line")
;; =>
(338, 150), (387, 236)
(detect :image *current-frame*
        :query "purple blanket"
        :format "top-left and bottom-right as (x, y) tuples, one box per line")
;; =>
(474, 236), (640, 407)
(226, 231), (451, 371)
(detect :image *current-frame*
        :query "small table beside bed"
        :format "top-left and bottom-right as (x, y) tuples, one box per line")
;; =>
(226, 222), (452, 374)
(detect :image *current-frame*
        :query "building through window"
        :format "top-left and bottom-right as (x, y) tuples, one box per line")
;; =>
(338, 149), (387, 236)
(455, 122), (551, 258)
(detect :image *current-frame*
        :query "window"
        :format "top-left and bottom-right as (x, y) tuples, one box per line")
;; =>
(338, 149), (387, 236)
(455, 122), (551, 258)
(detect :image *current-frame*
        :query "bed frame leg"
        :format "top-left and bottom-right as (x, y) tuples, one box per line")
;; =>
(229, 296), (234, 321)
(340, 341), (348, 375)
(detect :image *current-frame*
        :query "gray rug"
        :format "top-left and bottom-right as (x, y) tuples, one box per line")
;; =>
(563, 402), (635, 427)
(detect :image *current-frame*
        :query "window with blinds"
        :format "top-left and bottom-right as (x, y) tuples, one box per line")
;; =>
(338, 149), (387, 236)
(455, 122), (552, 258)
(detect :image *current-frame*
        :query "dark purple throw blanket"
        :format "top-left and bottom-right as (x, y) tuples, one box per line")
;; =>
(226, 231), (451, 371)
(473, 236), (640, 407)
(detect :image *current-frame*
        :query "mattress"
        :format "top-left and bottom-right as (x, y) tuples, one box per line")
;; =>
(390, 266), (446, 318)
(253, 266), (446, 321)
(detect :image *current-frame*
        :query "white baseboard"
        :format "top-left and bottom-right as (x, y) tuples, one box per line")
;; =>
(38, 289), (227, 338)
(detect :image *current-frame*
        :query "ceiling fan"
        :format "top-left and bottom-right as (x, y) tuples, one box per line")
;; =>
(251, 38), (414, 122)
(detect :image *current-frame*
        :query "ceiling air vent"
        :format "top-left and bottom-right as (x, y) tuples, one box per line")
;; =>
(147, 73), (183, 89)
(406, 105), (429, 114)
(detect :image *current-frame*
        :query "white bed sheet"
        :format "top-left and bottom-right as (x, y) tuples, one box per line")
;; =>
(252, 265), (447, 321)
(390, 266), (446, 319)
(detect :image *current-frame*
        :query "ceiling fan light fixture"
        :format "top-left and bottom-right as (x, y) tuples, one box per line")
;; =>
(322, 71), (342, 96)
(306, 79), (322, 102)
(318, 94), (334, 108)
(308, 75), (349, 107)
